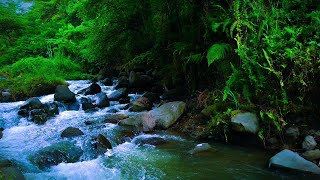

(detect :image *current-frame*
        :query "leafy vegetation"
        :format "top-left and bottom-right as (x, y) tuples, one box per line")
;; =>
(0, 0), (319, 141)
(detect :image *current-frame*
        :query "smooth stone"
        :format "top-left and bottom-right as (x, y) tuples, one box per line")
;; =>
(54, 85), (76, 103)
(269, 149), (320, 174)
(302, 149), (320, 161)
(188, 143), (215, 154)
(94, 134), (112, 154)
(30, 142), (83, 169)
(20, 97), (43, 110)
(302, 135), (317, 150)
(231, 112), (259, 134)
(61, 127), (84, 138)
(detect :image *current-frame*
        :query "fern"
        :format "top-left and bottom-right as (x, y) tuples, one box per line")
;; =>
(206, 43), (232, 66)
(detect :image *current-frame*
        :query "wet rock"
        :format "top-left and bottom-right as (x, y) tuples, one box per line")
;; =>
(0, 160), (12, 168)
(188, 143), (215, 154)
(61, 127), (84, 138)
(230, 112), (259, 134)
(54, 85), (76, 103)
(130, 97), (152, 112)
(18, 109), (29, 117)
(302, 149), (320, 161)
(31, 142), (83, 169)
(82, 102), (95, 111)
(43, 102), (59, 116)
(161, 89), (184, 101)
(0, 130), (2, 139)
(151, 84), (164, 94)
(120, 101), (186, 132)
(104, 114), (129, 124)
(0, 91), (13, 102)
(134, 137), (167, 146)
(115, 76), (128, 89)
(30, 109), (48, 124)
(285, 127), (300, 139)
(84, 121), (94, 125)
(93, 134), (112, 154)
(108, 88), (128, 101)
(269, 149), (320, 174)
(65, 102), (80, 111)
(87, 82), (101, 95)
(20, 97), (43, 110)
(93, 92), (110, 108)
(129, 71), (152, 90)
(107, 109), (119, 113)
(302, 135), (317, 150)
(142, 92), (160, 104)
(0, 166), (25, 180)
(101, 78), (113, 86)
(119, 97), (130, 104)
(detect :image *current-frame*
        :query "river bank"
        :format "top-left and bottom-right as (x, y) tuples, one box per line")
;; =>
(1, 72), (320, 179)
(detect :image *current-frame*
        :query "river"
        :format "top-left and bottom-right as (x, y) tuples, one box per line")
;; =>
(0, 80), (314, 179)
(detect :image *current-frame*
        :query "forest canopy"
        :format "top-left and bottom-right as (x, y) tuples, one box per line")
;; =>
(0, 0), (319, 138)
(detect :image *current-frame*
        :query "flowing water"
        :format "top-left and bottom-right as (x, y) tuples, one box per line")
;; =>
(0, 80), (315, 179)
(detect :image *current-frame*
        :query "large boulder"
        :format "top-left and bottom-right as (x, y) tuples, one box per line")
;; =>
(93, 92), (110, 108)
(93, 134), (112, 154)
(129, 97), (152, 112)
(20, 97), (43, 110)
(79, 82), (102, 95)
(54, 85), (76, 103)
(230, 112), (259, 134)
(30, 142), (83, 169)
(269, 149), (320, 174)
(120, 101), (186, 132)
(108, 88), (128, 101)
(61, 127), (84, 138)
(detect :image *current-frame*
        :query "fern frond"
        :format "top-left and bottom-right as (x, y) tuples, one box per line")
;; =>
(206, 43), (232, 66)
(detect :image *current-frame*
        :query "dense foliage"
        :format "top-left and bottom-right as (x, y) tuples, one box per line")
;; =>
(0, 0), (319, 139)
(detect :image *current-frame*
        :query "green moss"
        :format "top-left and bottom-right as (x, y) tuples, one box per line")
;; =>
(0, 56), (92, 99)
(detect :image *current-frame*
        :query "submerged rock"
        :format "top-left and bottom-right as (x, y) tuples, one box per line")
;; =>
(269, 149), (320, 174)
(61, 127), (84, 138)
(302, 136), (317, 150)
(188, 143), (215, 154)
(134, 137), (167, 146)
(30, 109), (48, 124)
(230, 112), (259, 134)
(30, 142), (83, 169)
(54, 85), (76, 103)
(0, 160), (25, 180)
